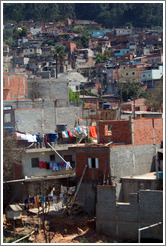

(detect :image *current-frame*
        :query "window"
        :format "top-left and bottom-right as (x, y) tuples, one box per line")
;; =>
(50, 155), (55, 161)
(108, 124), (112, 136)
(126, 73), (128, 76)
(4, 113), (11, 123)
(132, 72), (135, 75)
(3, 79), (5, 87)
(105, 124), (112, 136)
(88, 158), (99, 169)
(31, 158), (39, 168)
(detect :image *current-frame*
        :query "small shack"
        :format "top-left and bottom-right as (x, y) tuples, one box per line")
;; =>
(6, 204), (23, 222)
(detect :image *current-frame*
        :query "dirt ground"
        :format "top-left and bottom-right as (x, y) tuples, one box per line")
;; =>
(3, 213), (118, 243)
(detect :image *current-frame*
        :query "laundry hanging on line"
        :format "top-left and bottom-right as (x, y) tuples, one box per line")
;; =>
(15, 132), (37, 142)
(89, 126), (97, 139)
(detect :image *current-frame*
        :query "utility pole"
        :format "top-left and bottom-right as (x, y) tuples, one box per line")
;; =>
(133, 85), (136, 119)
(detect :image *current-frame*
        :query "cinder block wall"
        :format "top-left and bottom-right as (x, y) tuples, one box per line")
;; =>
(76, 182), (97, 214)
(110, 144), (157, 182)
(4, 100), (82, 133)
(96, 186), (163, 241)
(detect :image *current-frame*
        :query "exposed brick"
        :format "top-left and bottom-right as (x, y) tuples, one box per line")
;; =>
(76, 147), (110, 180)
(3, 72), (27, 100)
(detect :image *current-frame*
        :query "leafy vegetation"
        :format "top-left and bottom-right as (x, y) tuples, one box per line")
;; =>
(3, 26), (28, 45)
(118, 82), (146, 102)
(95, 50), (111, 64)
(69, 87), (81, 103)
(53, 45), (66, 78)
(3, 3), (163, 29)
(76, 30), (91, 48)
(145, 84), (163, 111)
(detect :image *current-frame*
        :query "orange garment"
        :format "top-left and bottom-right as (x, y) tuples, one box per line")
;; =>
(89, 126), (97, 139)
(34, 196), (39, 208)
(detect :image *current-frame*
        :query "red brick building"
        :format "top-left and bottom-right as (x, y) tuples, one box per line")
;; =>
(70, 146), (110, 180)
(98, 118), (163, 146)
(65, 41), (76, 54)
(72, 118), (163, 182)
(3, 72), (28, 100)
(121, 98), (150, 112)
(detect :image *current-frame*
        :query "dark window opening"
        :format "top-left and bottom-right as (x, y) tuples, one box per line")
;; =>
(91, 158), (96, 168)
(50, 155), (55, 161)
(31, 158), (39, 168)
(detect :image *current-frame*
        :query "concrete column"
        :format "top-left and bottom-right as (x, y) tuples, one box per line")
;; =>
(130, 116), (134, 145)
(97, 121), (100, 144)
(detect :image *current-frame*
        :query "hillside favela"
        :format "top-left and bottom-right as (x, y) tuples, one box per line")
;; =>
(3, 2), (163, 244)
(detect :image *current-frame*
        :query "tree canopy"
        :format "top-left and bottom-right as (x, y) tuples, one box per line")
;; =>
(3, 3), (163, 29)
(145, 84), (163, 112)
(118, 81), (146, 102)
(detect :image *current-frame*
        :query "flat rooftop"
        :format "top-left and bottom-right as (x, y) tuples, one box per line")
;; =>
(26, 143), (86, 153)
(122, 172), (157, 180)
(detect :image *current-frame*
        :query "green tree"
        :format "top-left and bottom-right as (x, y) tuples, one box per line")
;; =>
(145, 85), (163, 112)
(69, 87), (81, 104)
(118, 81), (146, 102)
(54, 45), (66, 78)
(76, 30), (90, 48)
(103, 49), (111, 62)
(13, 28), (20, 39)
(20, 26), (28, 37)
(95, 53), (103, 64)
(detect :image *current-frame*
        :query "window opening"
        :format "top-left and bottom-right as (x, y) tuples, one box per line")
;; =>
(31, 158), (39, 168)
(50, 155), (55, 161)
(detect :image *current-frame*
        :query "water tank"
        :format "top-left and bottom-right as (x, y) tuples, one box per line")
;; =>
(57, 124), (67, 133)
(103, 103), (111, 110)
(45, 132), (58, 142)
(158, 171), (163, 180)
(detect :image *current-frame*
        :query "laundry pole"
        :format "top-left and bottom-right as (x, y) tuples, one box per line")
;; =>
(46, 142), (72, 169)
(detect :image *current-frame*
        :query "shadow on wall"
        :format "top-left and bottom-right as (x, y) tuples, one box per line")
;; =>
(151, 156), (156, 172)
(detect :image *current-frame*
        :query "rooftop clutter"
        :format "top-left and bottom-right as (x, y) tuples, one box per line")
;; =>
(14, 125), (95, 147)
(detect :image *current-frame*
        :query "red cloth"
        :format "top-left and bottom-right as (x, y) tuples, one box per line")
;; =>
(68, 130), (72, 137)
(43, 162), (47, 168)
(39, 161), (43, 168)
(89, 126), (97, 139)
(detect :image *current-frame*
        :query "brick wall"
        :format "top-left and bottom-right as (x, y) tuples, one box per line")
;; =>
(83, 98), (98, 109)
(75, 147), (110, 181)
(98, 120), (131, 144)
(3, 73), (27, 100)
(98, 118), (163, 146)
(133, 118), (163, 145)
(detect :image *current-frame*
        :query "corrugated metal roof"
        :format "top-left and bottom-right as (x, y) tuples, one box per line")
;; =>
(8, 204), (22, 212)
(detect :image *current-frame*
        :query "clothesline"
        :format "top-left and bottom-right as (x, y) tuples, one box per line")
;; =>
(15, 125), (96, 142)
